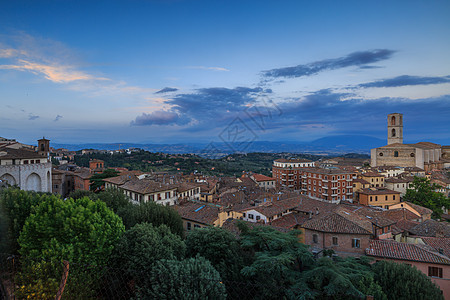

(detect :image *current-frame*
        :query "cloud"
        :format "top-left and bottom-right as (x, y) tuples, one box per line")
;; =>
(263, 49), (396, 78)
(0, 59), (109, 83)
(54, 115), (63, 122)
(186, 66), (229, 71)
(155, 87), (179, 94)
(131, 110), (183, 126)
(358, 75), (450, 88)
(28, 113), (39, 120)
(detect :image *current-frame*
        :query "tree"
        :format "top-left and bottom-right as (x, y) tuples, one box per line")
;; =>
(108, 223), (185, 298)
(185, 227), (245, 298)
(89, 169), (119, 192)
(117, 200), (184, 236)
(403, 177), (450, 218)
(0, 188), (59, 254)
(139, 257), (226, 300)
(17, 195), (125, 298)
(296, 257), (386, 300)
(373, 260), (443, 300)
(97, 188), (130, 213)
(237, 222), (314, 299)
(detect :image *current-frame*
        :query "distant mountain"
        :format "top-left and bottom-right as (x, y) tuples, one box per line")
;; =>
(309, 135), (385, 151)
(51, 135), (386, 155)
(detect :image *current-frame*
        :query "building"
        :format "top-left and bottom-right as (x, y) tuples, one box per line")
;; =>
(371, 113), (448, 171)
(358, 172), (385, 188)
(119, 179), (178, 205)
(250, 173), (276, 191)
(299, 168), (354, 203)
(241, 197), (303, 224)
(0, 138), (52, 192)
(356, 187), (401, 209)
(366, 239), (450, 299)
(389, 202), (433, 222)
(385, 177), (413, 196)
(272, 158), (315, 189)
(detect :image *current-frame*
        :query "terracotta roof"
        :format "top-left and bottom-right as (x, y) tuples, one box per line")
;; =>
(380, 208), (420, 222)
(359, 188), (400, 195)
(103, 174), (136, 185)
(270, 212), (309, 229)
(252, 174), (275, 182)
(177, 183), (198, 193)
(353, 178), (370, 185)
(410, 220), (450, 238)
(274, 158), (312, 163)
(73, 168), (92, 179)
(385, 177), (411, 183)
(361, 172), (383, 177)
(421, 237), (450, 258)
(174, 202), (220, 225)
(243, 197), (303, 218)
(366, 240), (450, 265)
(302, 212), (372, 235)
(392, 219), (420, 233)
(402, 202), (433, 216)
(120, 179), (176, 194)
(0, 148), (43, 160)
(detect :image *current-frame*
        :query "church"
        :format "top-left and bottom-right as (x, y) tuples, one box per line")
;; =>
(0, 137), (52, 192)
(371, 113), (450, 171)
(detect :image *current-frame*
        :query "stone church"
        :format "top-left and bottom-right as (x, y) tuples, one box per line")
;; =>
(371, 113), (450, 171)
(0, 137), (52, 192)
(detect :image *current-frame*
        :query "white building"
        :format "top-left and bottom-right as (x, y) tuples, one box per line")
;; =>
(0, 138), (52, 192)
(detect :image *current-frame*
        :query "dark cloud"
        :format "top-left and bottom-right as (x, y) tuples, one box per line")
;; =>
(28, 113), (39, 120)
(263, 49), (396, 78)
(131, 110), (184, 126)
(54, 115), (63, 122)
(167, 86), (265, 124)
(359, 75), (450, 88)
(155, 87), (179, 94)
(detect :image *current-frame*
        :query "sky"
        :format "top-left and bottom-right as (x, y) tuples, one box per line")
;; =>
(1, 0), (449, 146)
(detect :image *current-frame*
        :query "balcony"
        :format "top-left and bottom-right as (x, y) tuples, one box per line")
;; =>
(347, 186), (353, 189)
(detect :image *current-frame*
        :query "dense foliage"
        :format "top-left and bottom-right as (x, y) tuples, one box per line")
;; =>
(373, 260), (443, 300)
(404, 177), (450, 218)
(117, 200), (184, 236)
(89, 169), (120, 191)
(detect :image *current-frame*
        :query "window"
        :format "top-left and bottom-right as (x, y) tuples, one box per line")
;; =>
(352, 239), (360, 248)
(410, 153), (415, 157)
(394, 151), (399, 157)
(187, 222), (192, 230)
(375, 196), (378, 201)
(379, 152), (383, 156)
(36, 160), (40, 163)
(313, 234), (318, 243)
(248, 214), (254, 220)
(428, 267), (443, 278)
(392, 128), (396, 137)
(256, 216), (261, 220)
(385, 196), (388, 201)
(194, 224), (201, 228)
(332, 237), (338, 245)
(393, 195), (396, 200)
(243, 213), (246, 218)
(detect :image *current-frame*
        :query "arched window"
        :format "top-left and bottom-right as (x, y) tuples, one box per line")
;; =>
(392, 128), (396, 137)
(391, 116), (396, 125)
(394, 151), (399, 157)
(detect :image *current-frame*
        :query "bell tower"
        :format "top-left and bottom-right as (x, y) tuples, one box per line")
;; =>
(387, 113), (403, 145)
(37, 137), (50, 157)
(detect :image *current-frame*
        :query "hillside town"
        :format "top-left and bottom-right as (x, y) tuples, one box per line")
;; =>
(1, 113), (450, 298)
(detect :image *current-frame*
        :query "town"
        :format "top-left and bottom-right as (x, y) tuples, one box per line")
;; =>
(1, 113), (449, 299)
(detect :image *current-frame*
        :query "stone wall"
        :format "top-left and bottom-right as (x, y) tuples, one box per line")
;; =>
(0, 162), (52, 192)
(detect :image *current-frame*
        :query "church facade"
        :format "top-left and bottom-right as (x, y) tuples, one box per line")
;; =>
(371, 114), (448, 171)
(0, 138), (52, 192)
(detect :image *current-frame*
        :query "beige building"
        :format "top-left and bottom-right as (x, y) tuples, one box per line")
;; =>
(371, 113), (448, 171)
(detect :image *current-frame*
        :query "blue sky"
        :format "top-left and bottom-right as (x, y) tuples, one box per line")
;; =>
(1, 0), (449, 145)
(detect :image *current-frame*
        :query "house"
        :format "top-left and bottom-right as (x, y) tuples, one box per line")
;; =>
(250, 173), (276, 191)
(240, 197), (302, 224)
(385, 177), (413, 196)
(119, 179), (178, 205)
(356, 187), (401, 209)
(177, 183), (201, 201)
(389, 202), (433, 222)
(73, 168), (92, 191)
(174, 201), (242, 231)
(358, 172), (385, 188)
(366, 239), (450, 299)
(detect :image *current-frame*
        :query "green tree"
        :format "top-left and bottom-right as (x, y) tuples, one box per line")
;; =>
(89, 169), (119, 192)
(0, 188), (59, 254)
(97, 188), (130, 213)
(238, 222), (314, 299)
(403, 177), (450, 218)
(185, 227), (245, 298)
(373, 260), (443, 300)
(109, 223), (185, 298)
(297, 257), (386, 300)
(17, 195), (125, 298)
(117, 200), (184, 236)
(139, 257), (226, 300)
